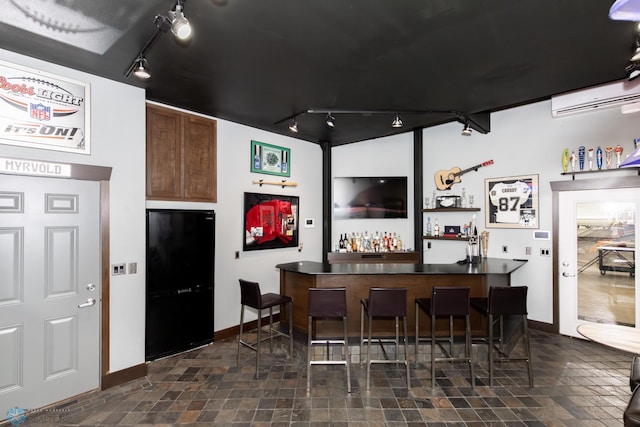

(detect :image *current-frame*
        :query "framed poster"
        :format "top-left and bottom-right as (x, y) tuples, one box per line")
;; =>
(250, 140), (290, 177)
(243, 192), (299, 251)
(485, 174), (539, 229)
(0, 59), (90, 154)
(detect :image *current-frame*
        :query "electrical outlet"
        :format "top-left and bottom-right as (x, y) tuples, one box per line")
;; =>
(540, 248), (550, 256)
(111, 263), (125, 276)
(502, 245), (508, 253)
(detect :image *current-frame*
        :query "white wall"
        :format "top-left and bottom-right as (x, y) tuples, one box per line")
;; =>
(147, 110), (324, 332)
(332, 133), (415, 250)
(422, 101), (639, 324)
(0, 48), (147, 372)
(334, 100), (639, 325)
(0, 51), (324, 375)
(5, 46), (638, 373)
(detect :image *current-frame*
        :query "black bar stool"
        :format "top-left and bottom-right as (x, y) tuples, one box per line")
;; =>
(415, 286), (475, 388)
(307, 288), (350, 393)
(360, 287), (410, 390)
(470, 285), (533, 387)
(237, 279), (293, 377)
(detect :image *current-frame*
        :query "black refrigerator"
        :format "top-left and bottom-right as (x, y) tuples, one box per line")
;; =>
(145, 209), (215, 361)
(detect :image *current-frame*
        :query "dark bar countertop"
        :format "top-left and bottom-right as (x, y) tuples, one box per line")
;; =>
(276, 257), (527, 275)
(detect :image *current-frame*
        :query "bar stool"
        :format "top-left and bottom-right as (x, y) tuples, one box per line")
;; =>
(470, 285), (533, 387)
(415, 286), (475, 388)
(360, 287), (410, 390)
(237, 279), (293, 377)
(307, 288), (350, 393)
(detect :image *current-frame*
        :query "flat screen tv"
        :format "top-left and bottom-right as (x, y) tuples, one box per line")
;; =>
(334, 176), (408, 219)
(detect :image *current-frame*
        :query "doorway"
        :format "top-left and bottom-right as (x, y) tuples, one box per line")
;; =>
(553, 179), (640, 338)
(0, 157), (112, 418)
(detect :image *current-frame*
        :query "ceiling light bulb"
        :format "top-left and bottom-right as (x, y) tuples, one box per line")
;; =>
(289, 120), (298, 133)
(326, 113), (335, 128)
(133, 58), (151, 79)
(169, 4), (192, 40)
(392, 114), (403, 128)
(461, 124), (472, 136)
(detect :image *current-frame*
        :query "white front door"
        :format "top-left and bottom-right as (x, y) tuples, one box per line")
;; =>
(0, 174), (100, 417)
(559, 188), (639, 337)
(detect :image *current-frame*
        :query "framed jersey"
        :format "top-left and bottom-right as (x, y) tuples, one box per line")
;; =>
(485, 174), (539, 229)
(243, 192), (299, 251)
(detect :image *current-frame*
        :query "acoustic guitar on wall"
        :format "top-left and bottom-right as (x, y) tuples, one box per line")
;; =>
(434, 160), (494, 191)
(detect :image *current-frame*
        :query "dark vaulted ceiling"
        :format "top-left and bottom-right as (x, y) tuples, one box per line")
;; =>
(0, 0), (636, 146)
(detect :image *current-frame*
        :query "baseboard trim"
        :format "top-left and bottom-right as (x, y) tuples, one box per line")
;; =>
(101, 363), (147, 390)
(215, 313), (281, 341)
(529, 319), (556, 334)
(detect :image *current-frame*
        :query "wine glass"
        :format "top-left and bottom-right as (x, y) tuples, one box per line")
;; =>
(424, 197), (430, 209)
(468, 195), (475, 207)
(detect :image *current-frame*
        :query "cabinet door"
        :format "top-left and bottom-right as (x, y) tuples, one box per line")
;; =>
(146, 105), (183, 199)
(184, 115), (217, 202)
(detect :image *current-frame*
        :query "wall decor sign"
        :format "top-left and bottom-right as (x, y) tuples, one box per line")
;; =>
(485, 174), (539, 229)
(251, 140), (290, 177)
(0, 59), (90, 154)
(243, 192), (299, 251)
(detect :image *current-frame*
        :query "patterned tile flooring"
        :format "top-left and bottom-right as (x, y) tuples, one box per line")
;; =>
(14, 329), (635, 426)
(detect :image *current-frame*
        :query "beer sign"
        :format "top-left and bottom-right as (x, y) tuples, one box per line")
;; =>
(0, 59), (90, 154)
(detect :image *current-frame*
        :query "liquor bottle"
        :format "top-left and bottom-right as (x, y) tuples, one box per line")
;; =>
(397, 234), (403, 251)
(338, 234), (343, 249)
(392, 232), (398, 251)
(281, 150), (288, 174)
(426, 217), (432, 236)
(253, 144), (261, 169)
(433, 218), (440, 237)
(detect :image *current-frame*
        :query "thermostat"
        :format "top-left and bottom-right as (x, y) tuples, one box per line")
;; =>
(533, 230), (550, 240)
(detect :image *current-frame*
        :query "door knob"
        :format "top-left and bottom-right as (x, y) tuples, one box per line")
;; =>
(86, 283), (95, 291)
(562, 272), (575, 277)
(78, 298), (96, 308)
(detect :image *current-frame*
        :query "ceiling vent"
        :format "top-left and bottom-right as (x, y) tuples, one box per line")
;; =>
(551, 79), (640, 117)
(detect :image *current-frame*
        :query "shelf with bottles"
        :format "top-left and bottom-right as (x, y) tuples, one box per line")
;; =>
(422, 207), (480, 212)
(422, 235), (471, 241)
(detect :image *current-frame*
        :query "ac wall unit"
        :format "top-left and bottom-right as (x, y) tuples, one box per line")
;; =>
(551, 79), (640, 117)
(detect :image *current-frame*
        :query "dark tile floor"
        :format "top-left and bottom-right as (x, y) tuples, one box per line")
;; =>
(15, 329), (634, 426)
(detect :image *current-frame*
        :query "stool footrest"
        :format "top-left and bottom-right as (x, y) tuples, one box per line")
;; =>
(310, 360), (348, 366)
(310, 339), (346, 345)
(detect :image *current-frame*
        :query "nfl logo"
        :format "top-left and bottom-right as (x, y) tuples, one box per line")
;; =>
(30, 103), (50, 121)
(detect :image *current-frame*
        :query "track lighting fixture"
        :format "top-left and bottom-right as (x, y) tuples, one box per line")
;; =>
(627, 62), (640, 81)
(124, 0), (194, 79)
(274, 109), (490, 136)
(609, 0), (640, 20)
(132, 57), (151, 79)
(168, 1), (192, 41)
(392, 114), (403, 128)
(326, 113), (336, 128)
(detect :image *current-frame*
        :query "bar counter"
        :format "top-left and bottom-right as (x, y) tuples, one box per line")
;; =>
(276, 258), (527, 338)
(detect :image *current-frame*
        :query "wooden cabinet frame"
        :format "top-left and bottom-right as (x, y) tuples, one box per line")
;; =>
(146, 104), (217, 202)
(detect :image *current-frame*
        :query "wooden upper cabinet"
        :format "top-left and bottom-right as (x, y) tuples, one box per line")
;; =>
(146, 104), (217, 202)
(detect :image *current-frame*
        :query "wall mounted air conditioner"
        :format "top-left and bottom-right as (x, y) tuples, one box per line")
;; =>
(551, 79), (640, 117)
